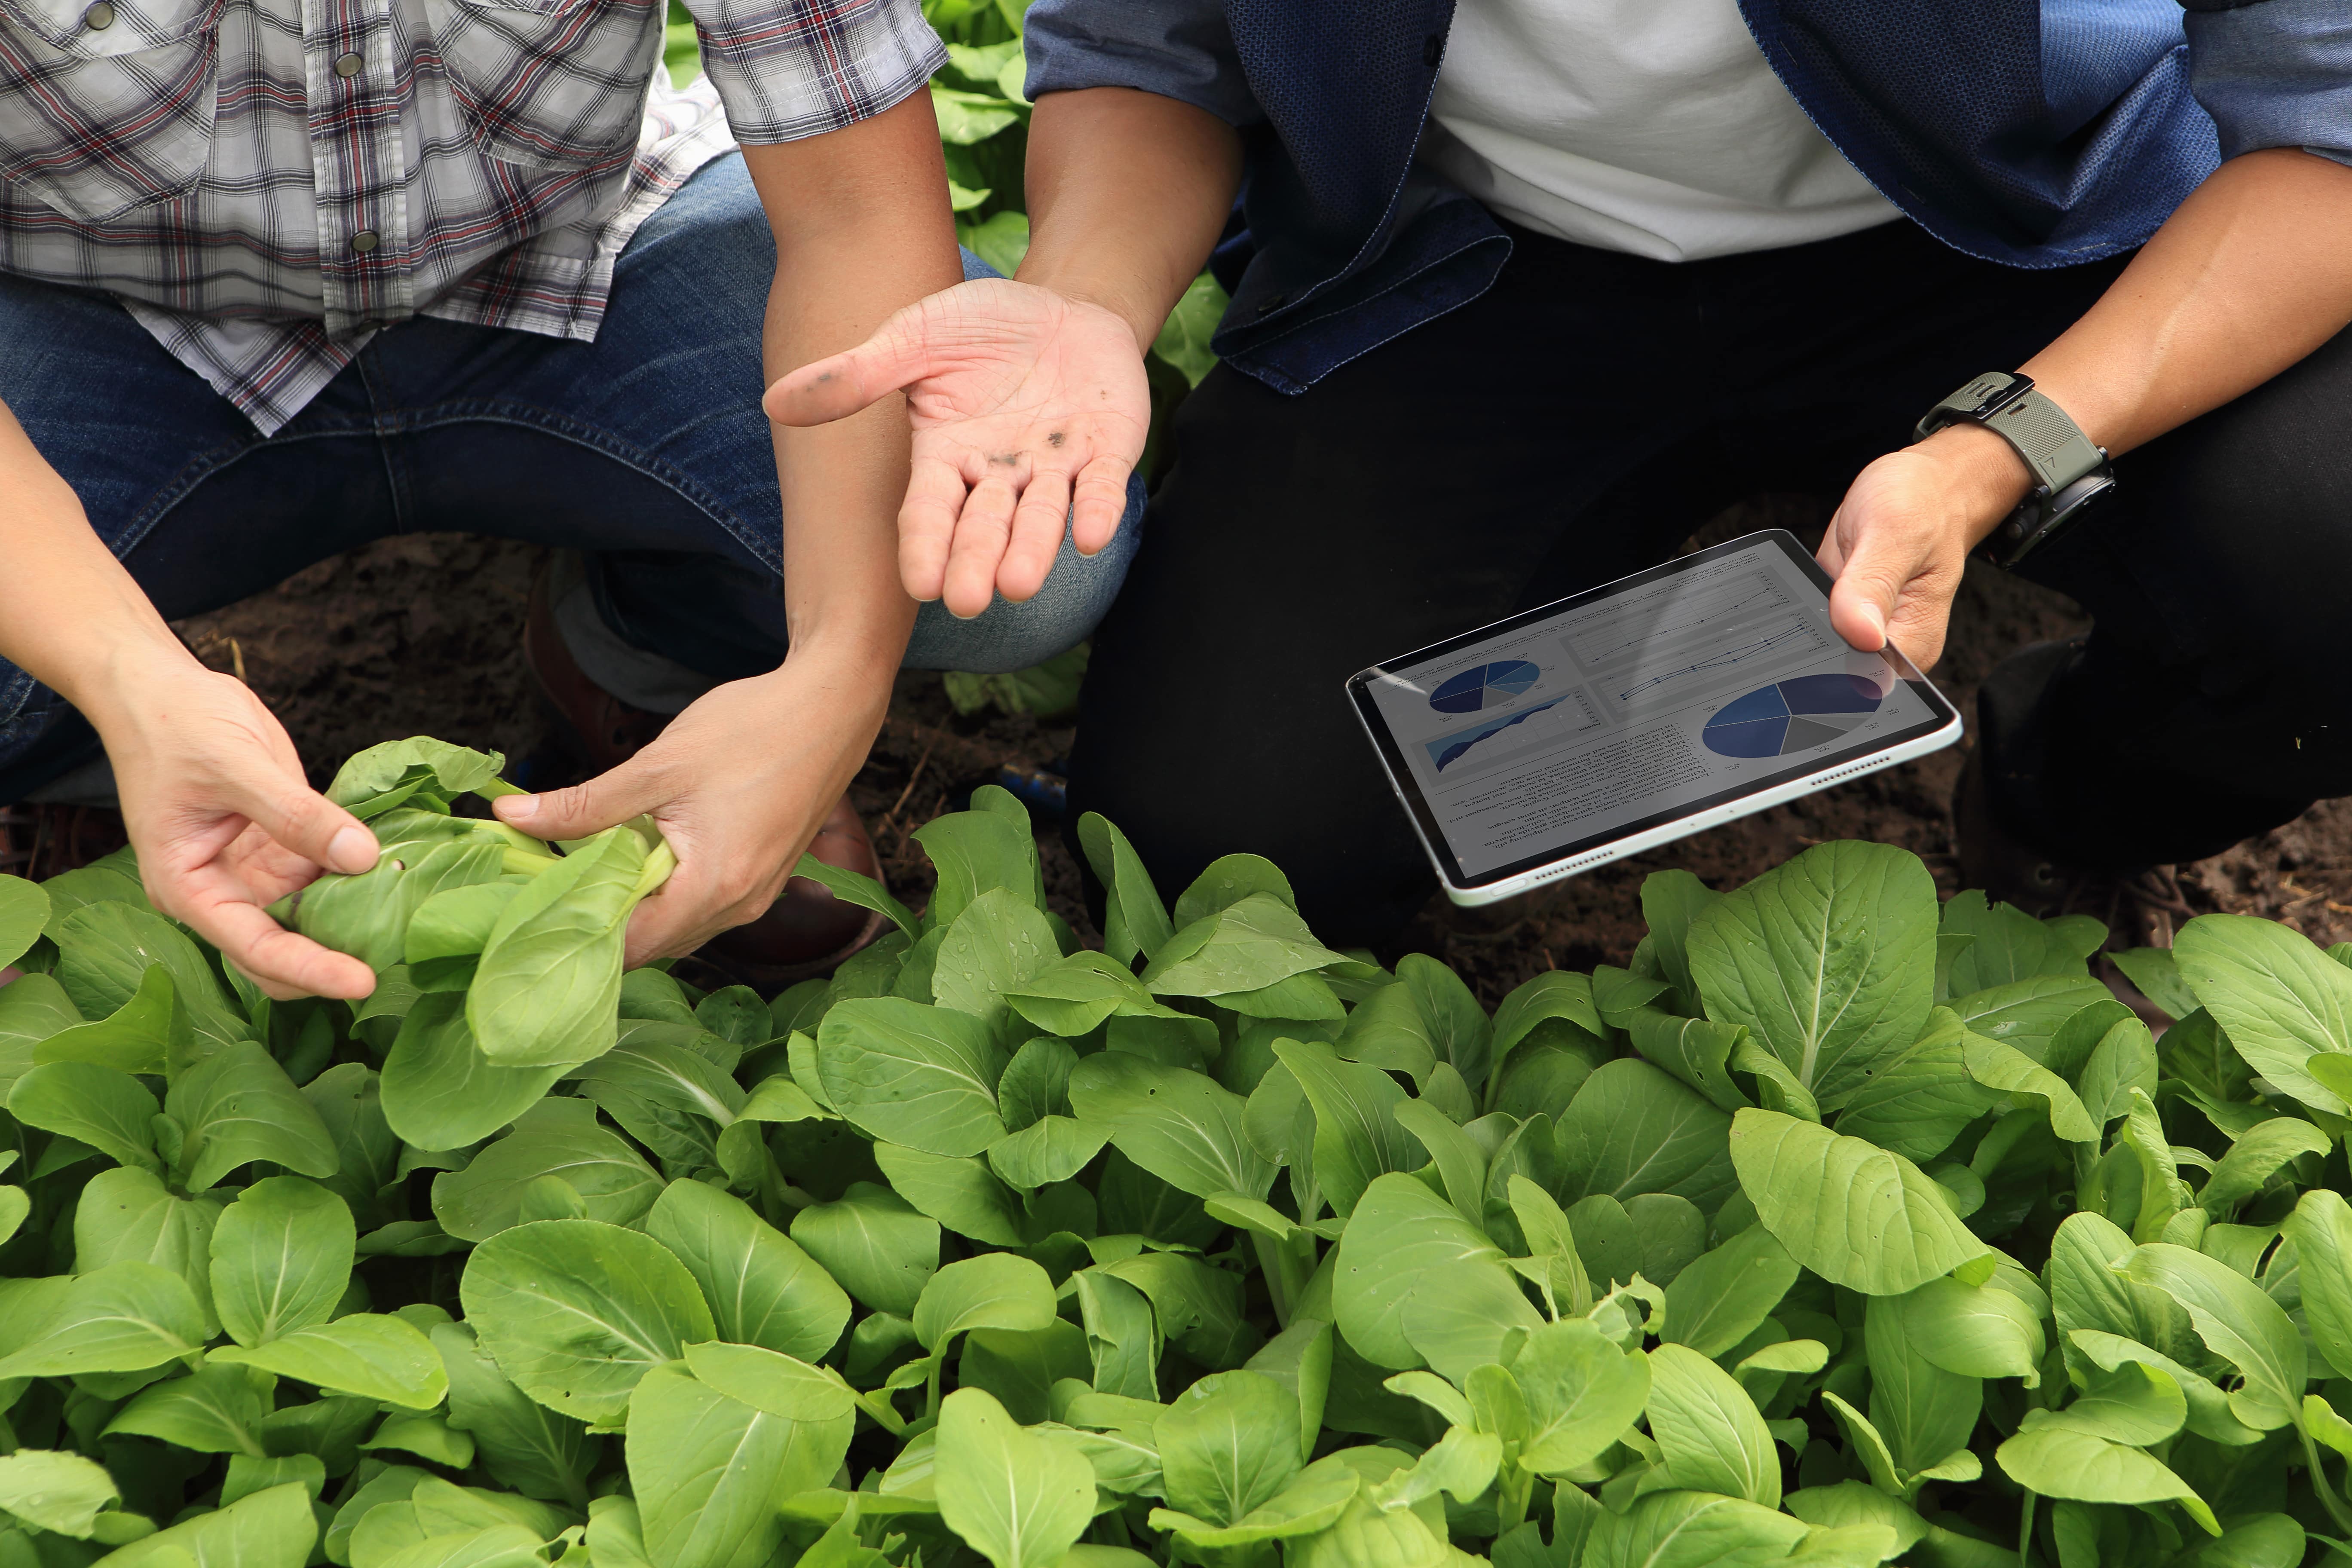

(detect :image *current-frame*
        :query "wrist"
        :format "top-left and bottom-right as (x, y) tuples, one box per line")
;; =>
(61, 630), (212, 738)
(1012, 254), (1165, 355)
(1908, 423), (2036, 548)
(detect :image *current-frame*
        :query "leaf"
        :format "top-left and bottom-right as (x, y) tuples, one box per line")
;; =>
(1583, 1487), (1808, 1568)
(1662, 1222), (1799, 1357)
(1141, 895), (1349, 999)
(1076, 813), (1174, 965)
(429, 1100), (663, 1242)
(1959, 1033), (2098, 1143)
(625, 1353), (853, 1568)
(326, 737), (511, 808)
(91, 1480), (317, 1568)
(0, 874), (48, 971)
(2174, 912), (2352, 1114)
(1559, 1058), (1738, 1211)
(165, 1041), (338, 1193)
(10, 1059), (159, 1171)
(1150, 270), (1228, 387)
(913, 1252), (1057, 1353)
(642, 1178), (851, 1362)
(459, 1218), (715, 1424)
(874, 1142), (1028, 1245)
(34, 962), (187, 1075)
(1730, 1108), (1985, 1295)
(792, 852), (920, 943)
(790, 1182), (940, 1315)
(104, 1359), (274, 1455)
(2110, 946), (2202, 1020)
(432, 1321), (599, 1506)
(1332, 1171), (1510, 1370)
(915, 809), (1039, 928)
(1271, 1037), (1421, 1217)
(1893, 1276), (2044, 1384)
(2285, 1188), (2352, 1381)
(1995, 1418), (2219, 1534)
(933, 1387), (1096, 1568)
(2122, 1242), (2306, 1430)
(0, 1448), (119, 1537)
(1155, 1370), (1302, 1525)
(1685, 841), (1937, 1108)
(300, 837), (506, 973)
(210, 1176), (354, 1348)
(211, 1313), (448, 1409)
(1646, 1341), (1782, 1506)
(382, 992), (573, 1152)
(1863, 1288), (1981, 1478)
(2073, 1017), (2159, 1128)
(1627, 1008), (1752, 1113)
(818, 997), (1008, 1156)
(1067, 1052), (1275, 1201)
(0, 1260), (205, 1377)
(2201, 1116), (2330, 1215)
(52, 901), (248, 1054)
(468, 826), (650, 1068)
(934, 887), (1060, 1025)
(1506, 1316), (1649, 1476)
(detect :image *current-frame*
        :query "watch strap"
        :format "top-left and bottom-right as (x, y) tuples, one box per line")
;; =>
(1915, 371), (2105, 499)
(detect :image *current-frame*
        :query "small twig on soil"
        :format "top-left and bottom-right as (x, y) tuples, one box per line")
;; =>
(879, 732), (940, 846)
(228, 637), (246, 685)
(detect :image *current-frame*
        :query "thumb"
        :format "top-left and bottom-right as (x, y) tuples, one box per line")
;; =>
(1826, 531), (1907, 655)
(493, 764), (661, 844)
(225, 762), (379, 876)
(764, 300), (940, 427)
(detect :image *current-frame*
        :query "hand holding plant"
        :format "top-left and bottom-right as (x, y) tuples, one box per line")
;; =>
(495, 661), (885, 965)
(764, 276), (1150, 618)
(92, 652), (380, 1001)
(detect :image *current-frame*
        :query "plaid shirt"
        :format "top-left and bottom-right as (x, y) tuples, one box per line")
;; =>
(0, 0), (944, 432)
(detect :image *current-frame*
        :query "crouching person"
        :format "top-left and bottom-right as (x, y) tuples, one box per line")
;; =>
(0, 0), (1142, 996)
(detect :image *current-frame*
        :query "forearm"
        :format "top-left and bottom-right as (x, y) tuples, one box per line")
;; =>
(1018, 87), (1244, 349)
(1926, 147), (2352, 528)
(0, 400), (194, 725)
(741, 97), (963, 686)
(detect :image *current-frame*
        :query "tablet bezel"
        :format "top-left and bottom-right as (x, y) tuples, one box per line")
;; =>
(1344, 530), (1962, 895)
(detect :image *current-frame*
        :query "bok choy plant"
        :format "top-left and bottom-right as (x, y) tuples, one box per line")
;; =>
(0, 735), (2346, 1568)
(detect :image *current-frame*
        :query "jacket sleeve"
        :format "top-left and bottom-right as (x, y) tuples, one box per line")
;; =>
(1021, 0), (1265, 127)
(2181, 0), (2352, 168)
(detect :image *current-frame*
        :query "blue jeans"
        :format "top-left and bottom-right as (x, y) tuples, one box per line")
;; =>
(0, 152), (1144, 799)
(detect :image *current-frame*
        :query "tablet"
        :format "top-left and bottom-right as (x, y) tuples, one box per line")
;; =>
(1346, 530), (1963, 904)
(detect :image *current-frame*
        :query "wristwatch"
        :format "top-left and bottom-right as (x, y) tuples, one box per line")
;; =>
(1914, 371), (2115, 569)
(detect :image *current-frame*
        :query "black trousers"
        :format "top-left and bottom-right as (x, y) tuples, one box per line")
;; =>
(1067, 217), (2352, 945)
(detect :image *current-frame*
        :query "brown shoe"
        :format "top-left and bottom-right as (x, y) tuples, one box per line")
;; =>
(522, 565), (888, 989)
(1952, 743), (2193, 949)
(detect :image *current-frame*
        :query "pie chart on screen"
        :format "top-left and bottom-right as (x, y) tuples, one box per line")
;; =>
(1429, 660), (1541, 714)
(1702, 673), (1883, 759)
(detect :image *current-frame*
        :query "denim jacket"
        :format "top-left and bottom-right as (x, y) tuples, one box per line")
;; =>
(1024, 0), (2352, 395)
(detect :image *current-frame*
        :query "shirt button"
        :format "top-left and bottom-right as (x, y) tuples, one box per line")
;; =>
(334, 50), (363, 77)
(83, 1), (113, 28)
(349, 229), (380, 254)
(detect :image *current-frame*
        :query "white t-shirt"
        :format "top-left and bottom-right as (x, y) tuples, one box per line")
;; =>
(1424, 0), (1901, 261)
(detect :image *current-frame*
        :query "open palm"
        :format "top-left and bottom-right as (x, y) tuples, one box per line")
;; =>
(766, 277), (1151, 618)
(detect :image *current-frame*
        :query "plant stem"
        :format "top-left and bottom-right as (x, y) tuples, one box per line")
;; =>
(2017, 1491), (2036, 1568)
(2300, 1418), (2352, 1536)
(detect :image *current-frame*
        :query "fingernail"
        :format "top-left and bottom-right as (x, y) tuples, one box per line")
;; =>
(328, 825), (377, 874)
(497, 793), (538, 819)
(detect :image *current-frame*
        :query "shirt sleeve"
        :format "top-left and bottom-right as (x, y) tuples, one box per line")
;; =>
(679, 0), (948, 144)
(2182, 0), (2352, 168)
(1021, 0), (1265, 127)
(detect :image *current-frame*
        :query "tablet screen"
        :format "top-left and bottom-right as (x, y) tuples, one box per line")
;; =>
(1349, 532), (1954, 887)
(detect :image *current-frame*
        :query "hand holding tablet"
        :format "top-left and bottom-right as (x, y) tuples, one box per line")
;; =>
(1347, 531), (1963, 904)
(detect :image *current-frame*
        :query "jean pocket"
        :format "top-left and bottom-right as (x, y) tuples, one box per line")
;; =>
(423, 0), (662, 171)
(0, 0), (223, 221)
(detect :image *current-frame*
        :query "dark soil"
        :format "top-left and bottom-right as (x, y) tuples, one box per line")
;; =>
(171, 500), (2352, 1005)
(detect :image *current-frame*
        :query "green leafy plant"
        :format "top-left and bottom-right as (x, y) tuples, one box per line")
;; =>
(3, 734), (2350, 1567)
